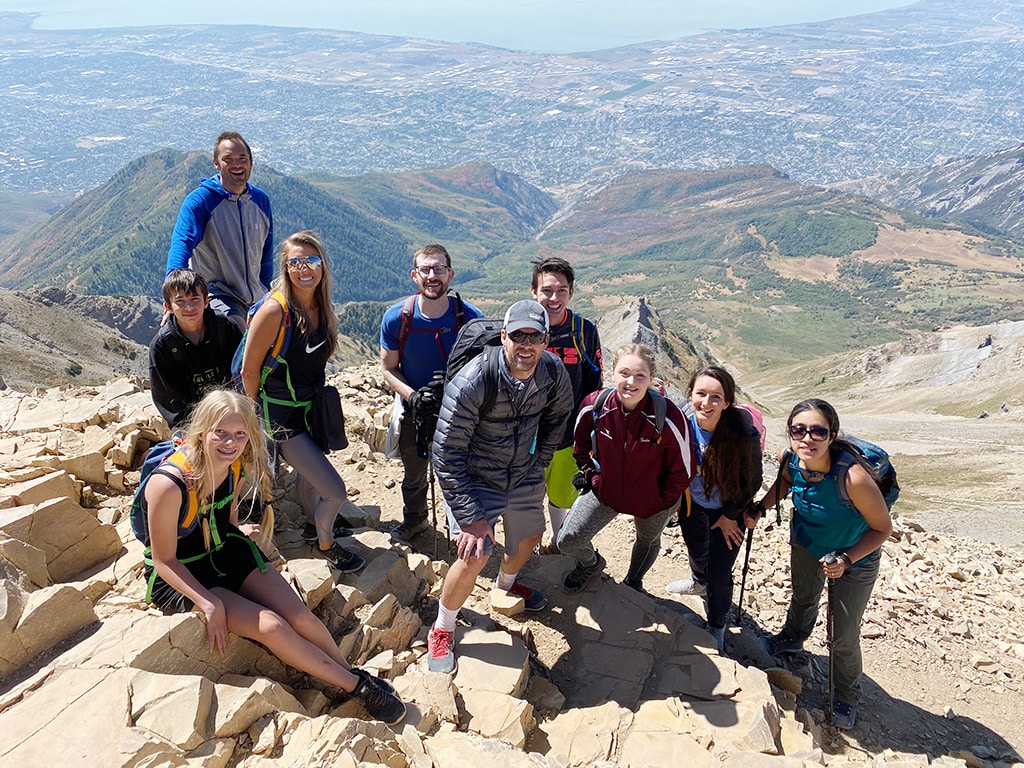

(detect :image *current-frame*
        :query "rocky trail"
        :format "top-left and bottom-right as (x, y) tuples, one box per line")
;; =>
(0, 356), (1022, 767)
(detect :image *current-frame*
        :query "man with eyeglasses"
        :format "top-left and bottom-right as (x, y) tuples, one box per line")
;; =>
(425, 300), (573, 674)
(149, 269), (242, 430)
(166, 131), (273, 331)
(380, 244), (483, 542)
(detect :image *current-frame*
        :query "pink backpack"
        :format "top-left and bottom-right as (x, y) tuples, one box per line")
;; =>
(736, 403), (766, 451)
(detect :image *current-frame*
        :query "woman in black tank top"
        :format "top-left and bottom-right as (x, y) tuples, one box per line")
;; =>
(239, 231), (365, 575)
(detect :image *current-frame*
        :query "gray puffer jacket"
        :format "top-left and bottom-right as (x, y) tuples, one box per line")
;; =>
(433, 347), (573, 527)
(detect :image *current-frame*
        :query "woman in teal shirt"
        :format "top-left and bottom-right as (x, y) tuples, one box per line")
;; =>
(757, 398), (892, 730)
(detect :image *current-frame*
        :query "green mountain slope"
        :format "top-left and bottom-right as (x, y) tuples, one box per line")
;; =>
(0, 151), (555, 303)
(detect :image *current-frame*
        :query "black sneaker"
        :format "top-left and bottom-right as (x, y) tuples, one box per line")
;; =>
(301, 519), (353, 541)
(319, 543), (365, 574)
(389, 519), (431, 542)
(623, 575), (644, 592)
(350, 668), (406, 725)
(562, 551), (607, 594)
(764, 629), (804, 656)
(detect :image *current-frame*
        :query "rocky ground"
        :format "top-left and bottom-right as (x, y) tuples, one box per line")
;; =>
(1, 351), (1022, 767)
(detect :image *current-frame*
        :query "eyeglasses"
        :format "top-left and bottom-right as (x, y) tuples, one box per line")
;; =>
(286, 256), (323, 271)
(789, 424), (831, 442)
(508, 330), (546, 344)
(414, 264), (450, 277)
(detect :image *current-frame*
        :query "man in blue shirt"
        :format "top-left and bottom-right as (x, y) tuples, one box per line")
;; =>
(380, 244), (483, 541)
(166, 131), (273, 330)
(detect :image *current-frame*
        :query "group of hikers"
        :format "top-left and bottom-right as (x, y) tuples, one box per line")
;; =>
(143, 131), (895, 732)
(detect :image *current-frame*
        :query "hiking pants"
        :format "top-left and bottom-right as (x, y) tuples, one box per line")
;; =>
(398, 412), (429, 525)
(679, 501), (743, 630)
(784, 541), (880, 706)
(557, 490), (677, 581)
(279, 432), (347, 546)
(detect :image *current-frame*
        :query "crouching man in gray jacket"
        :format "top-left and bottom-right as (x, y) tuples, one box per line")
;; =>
(426, 300), (573, 674)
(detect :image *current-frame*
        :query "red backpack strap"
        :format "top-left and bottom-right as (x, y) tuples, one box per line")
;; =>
(396, 293), (419, 354)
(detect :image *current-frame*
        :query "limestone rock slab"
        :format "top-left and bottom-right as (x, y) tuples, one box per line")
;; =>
(130, 670), (215, 751)
(461, 687), (535, 748)
(0, 583), (97, 676)
(453, 626), (530, 697)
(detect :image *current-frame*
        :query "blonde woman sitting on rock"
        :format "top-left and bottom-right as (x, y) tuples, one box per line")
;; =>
(142, 388), (405, 724)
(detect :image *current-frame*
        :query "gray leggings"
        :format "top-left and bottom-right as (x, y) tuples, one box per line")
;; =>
(556, 490), (677, 581)
(278, 432), (347, 547)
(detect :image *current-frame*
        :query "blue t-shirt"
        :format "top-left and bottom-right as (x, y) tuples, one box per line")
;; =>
(687, 415), (722, 509)
(380, 295), (483, 390)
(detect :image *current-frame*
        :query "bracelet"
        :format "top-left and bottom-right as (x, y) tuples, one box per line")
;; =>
(839, 552), (853, 568)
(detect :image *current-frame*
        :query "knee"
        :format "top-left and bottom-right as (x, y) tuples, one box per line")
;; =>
(257, 610), (298, 644)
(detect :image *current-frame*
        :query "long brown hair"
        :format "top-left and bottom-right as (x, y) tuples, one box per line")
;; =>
(275, 230), (337, 356)
(688, 366), (753, 503)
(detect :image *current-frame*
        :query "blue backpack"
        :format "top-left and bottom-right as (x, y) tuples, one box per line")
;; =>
(783, 436), (900, 511)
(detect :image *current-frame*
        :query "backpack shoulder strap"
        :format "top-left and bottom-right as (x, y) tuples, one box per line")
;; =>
(479, 345), (502, 418)
(396, 294), (419, 354)
(650, 391), (667, 435)
(452, 292), (466, 328)
(569, 311), (599, 372)
(590, 387), (614, 461)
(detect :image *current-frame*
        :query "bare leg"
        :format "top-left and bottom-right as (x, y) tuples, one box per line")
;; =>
(502, 532), (543, 575)
(438, 553), (489, 611)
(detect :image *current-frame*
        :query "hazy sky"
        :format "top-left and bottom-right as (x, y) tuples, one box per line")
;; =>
(0, 1), (915, 53)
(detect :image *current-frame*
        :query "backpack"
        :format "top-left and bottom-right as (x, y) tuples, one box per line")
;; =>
(396, 292), (467, 360)
(736, 403), (767, 451)
(567, 310), (600, 375)
(589, 386), (667, 464)
(782, 436), (900, 511)
(129, 440), (242, 548)
(230, 290), (292, 390)
(444, 317), (558, 418)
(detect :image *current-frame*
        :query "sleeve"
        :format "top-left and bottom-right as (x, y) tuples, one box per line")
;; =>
(148, 333), (189, 429)
(658, 402), (695, 510)
(166, 191), (209, 275)
(572, 391), (599, 477)
(431, 364), (487, 527)
(256, 191), (274, 289)
(380, 303), (400, 351)
(533, 357), (575, 469)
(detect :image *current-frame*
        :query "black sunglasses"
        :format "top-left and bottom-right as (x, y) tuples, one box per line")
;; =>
(789, 424), (831, 442)
(508, 330), (545, 344)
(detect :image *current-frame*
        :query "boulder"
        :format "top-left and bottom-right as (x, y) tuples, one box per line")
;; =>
(460, 687), (535, 748)
(0, 583), (97, 677)
(452, 626), (530, 697)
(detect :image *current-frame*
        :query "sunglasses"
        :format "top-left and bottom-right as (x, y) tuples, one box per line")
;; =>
(789, 424), (831, 442)
(508, 330), (545, 344)
(286, 256), (323, 271)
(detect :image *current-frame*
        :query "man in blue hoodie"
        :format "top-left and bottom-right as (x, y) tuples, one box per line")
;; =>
(166, 131), (274, 330)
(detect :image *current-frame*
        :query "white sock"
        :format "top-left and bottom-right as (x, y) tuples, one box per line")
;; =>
(435, 602), (459, 632)
(495, 569), (517, 590)
(548, 503), (568, 538)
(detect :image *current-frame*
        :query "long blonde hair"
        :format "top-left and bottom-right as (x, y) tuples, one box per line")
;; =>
(275, 230), (337, 356)
(182, 389), (271, 503)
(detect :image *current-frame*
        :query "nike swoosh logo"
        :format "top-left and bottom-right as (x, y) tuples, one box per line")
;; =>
(305, 340), (326, 353)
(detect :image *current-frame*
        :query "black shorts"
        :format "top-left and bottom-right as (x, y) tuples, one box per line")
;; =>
(146, 533), (266, 614)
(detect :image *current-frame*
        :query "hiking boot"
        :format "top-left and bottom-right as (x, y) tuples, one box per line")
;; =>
(622, 575), (644, 592)
(832, 700), (857, 729)
(764, 629), (804, 656)
(301, 519), (353, 541)
(562, 551), (607, 594)
(390, 519), (431, 543)
(508, 580), (549, 611)
(665, 577), (707, 596)
(319, 542), (365, 574)
(349, 667), (407, 725)
(709, 624), (726, 652)
(536, 540), (561, 556)
(427, 626), (456, 674)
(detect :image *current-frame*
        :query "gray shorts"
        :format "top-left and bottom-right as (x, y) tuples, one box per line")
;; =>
(447, 478), (546, 558)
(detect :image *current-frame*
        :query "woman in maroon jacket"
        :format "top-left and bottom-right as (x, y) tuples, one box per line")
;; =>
(556, 343), (695, 593)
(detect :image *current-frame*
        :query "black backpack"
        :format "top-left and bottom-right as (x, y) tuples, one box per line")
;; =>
(444, 317), (557, 417)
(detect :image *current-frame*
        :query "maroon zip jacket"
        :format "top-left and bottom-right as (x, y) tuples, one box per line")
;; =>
(572, 388), (695, 518)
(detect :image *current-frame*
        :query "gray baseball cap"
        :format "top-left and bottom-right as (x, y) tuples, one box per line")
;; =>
(503, 299), (549, 334)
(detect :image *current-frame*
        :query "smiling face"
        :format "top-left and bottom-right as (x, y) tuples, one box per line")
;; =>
(164, 289), (209, 335)
(212, 138), (252, 195)
(501, 327), (547, 380)
(690, 374), (730, 432)
(204, 412), (250, 467)
(531, 270), (573, 327)
(613, 353), (652, 411)
(411, 252), (453, 300)
(284, 241), (323, 294)
(788, 408), (834, 468)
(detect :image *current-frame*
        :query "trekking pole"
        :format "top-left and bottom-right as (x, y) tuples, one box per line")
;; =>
(428, 456), (438, 561)
(734, 526), (754, 627)
(824, 552), (838, 725)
